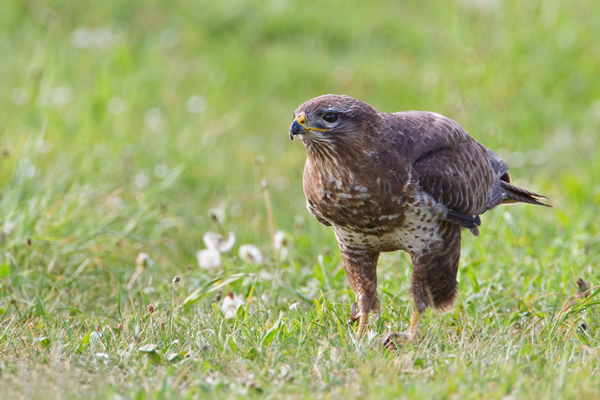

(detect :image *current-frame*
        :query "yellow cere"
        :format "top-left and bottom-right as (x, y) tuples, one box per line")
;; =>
(294, 112), (328, 132)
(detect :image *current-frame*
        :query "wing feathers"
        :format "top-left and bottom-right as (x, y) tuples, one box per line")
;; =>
(444, 210), (481, 229)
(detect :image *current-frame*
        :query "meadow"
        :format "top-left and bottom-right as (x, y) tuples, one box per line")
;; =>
(1, 0), (600, 398)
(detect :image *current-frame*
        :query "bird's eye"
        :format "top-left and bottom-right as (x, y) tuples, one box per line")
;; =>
(322, 113), (338, 123)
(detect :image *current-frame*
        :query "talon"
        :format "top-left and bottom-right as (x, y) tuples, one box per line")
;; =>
(348, 302), (360, 324)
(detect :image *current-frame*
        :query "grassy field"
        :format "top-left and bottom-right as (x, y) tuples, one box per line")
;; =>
(1, 0), (600, 398)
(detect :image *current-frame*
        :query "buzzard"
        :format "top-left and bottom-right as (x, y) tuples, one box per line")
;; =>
(289, 94), (548, 345)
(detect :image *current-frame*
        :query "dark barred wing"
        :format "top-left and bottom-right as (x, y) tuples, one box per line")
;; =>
(391, 112), (503, 229)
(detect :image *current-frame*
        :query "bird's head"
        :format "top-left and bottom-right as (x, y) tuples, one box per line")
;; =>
(289, 95), (382, 156)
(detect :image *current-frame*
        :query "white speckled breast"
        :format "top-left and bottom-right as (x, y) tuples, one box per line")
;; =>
(332, 193), (445, 256)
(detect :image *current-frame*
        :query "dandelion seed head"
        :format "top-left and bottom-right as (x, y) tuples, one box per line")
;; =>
(208, 207), (226, 224)
(197, 248), (221, 270)
(274, 231), (287, 250)
(136, 252), (149, 268)
(221, 292), (245, 319)
(203, 231), (235, 252)
(274, 230), (289, 261)
(239, 244), (263, 264)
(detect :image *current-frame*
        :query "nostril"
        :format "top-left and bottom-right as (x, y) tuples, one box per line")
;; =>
(296, 112), (306, 125)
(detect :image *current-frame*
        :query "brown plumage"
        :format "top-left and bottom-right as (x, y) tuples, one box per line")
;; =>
(289, 94), (549, 344)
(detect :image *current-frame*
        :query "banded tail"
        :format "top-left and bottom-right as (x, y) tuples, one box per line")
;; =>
(500, 180), (550, 207)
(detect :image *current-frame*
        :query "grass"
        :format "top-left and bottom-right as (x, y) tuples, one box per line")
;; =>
(1, 0), (600, 398)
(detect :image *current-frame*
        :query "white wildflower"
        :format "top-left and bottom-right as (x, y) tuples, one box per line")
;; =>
(203, 231), (235, 252)
(107, 96), (125, 114)
(208, 207), (226, 224)
(289, 302), (300, 311)
(197, 248), (221, 270)
(186, 95), (206, 114)
(274, 230), (289, 261)
(135, 252), (149, 268)
(239, 244), (263, 264)
(221, 292), (245, 319)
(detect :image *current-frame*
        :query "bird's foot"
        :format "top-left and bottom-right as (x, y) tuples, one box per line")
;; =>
(374, 330), (414, 351)
(347, 302), (360, 325)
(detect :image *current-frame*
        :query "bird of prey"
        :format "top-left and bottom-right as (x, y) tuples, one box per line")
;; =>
(289, 94), (548, 345)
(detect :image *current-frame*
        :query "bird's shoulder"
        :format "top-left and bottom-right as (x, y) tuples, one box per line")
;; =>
(381, 110), (499, 217)
(381, 111), (469, 159)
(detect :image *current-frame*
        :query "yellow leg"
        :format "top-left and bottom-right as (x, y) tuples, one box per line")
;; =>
(358, 311), (368, 338)
(406, 308), (421, 341)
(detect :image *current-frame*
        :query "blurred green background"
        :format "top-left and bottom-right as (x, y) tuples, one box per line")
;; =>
(2, 0), (600, 398)
(3, 0), (599, 249)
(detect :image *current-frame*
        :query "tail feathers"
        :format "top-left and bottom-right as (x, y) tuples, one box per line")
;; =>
(500, 181), (551, 207)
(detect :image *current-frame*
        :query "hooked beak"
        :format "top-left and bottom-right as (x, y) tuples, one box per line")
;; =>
(289, 112), (307, 141)
(289, 112), (327, 141)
